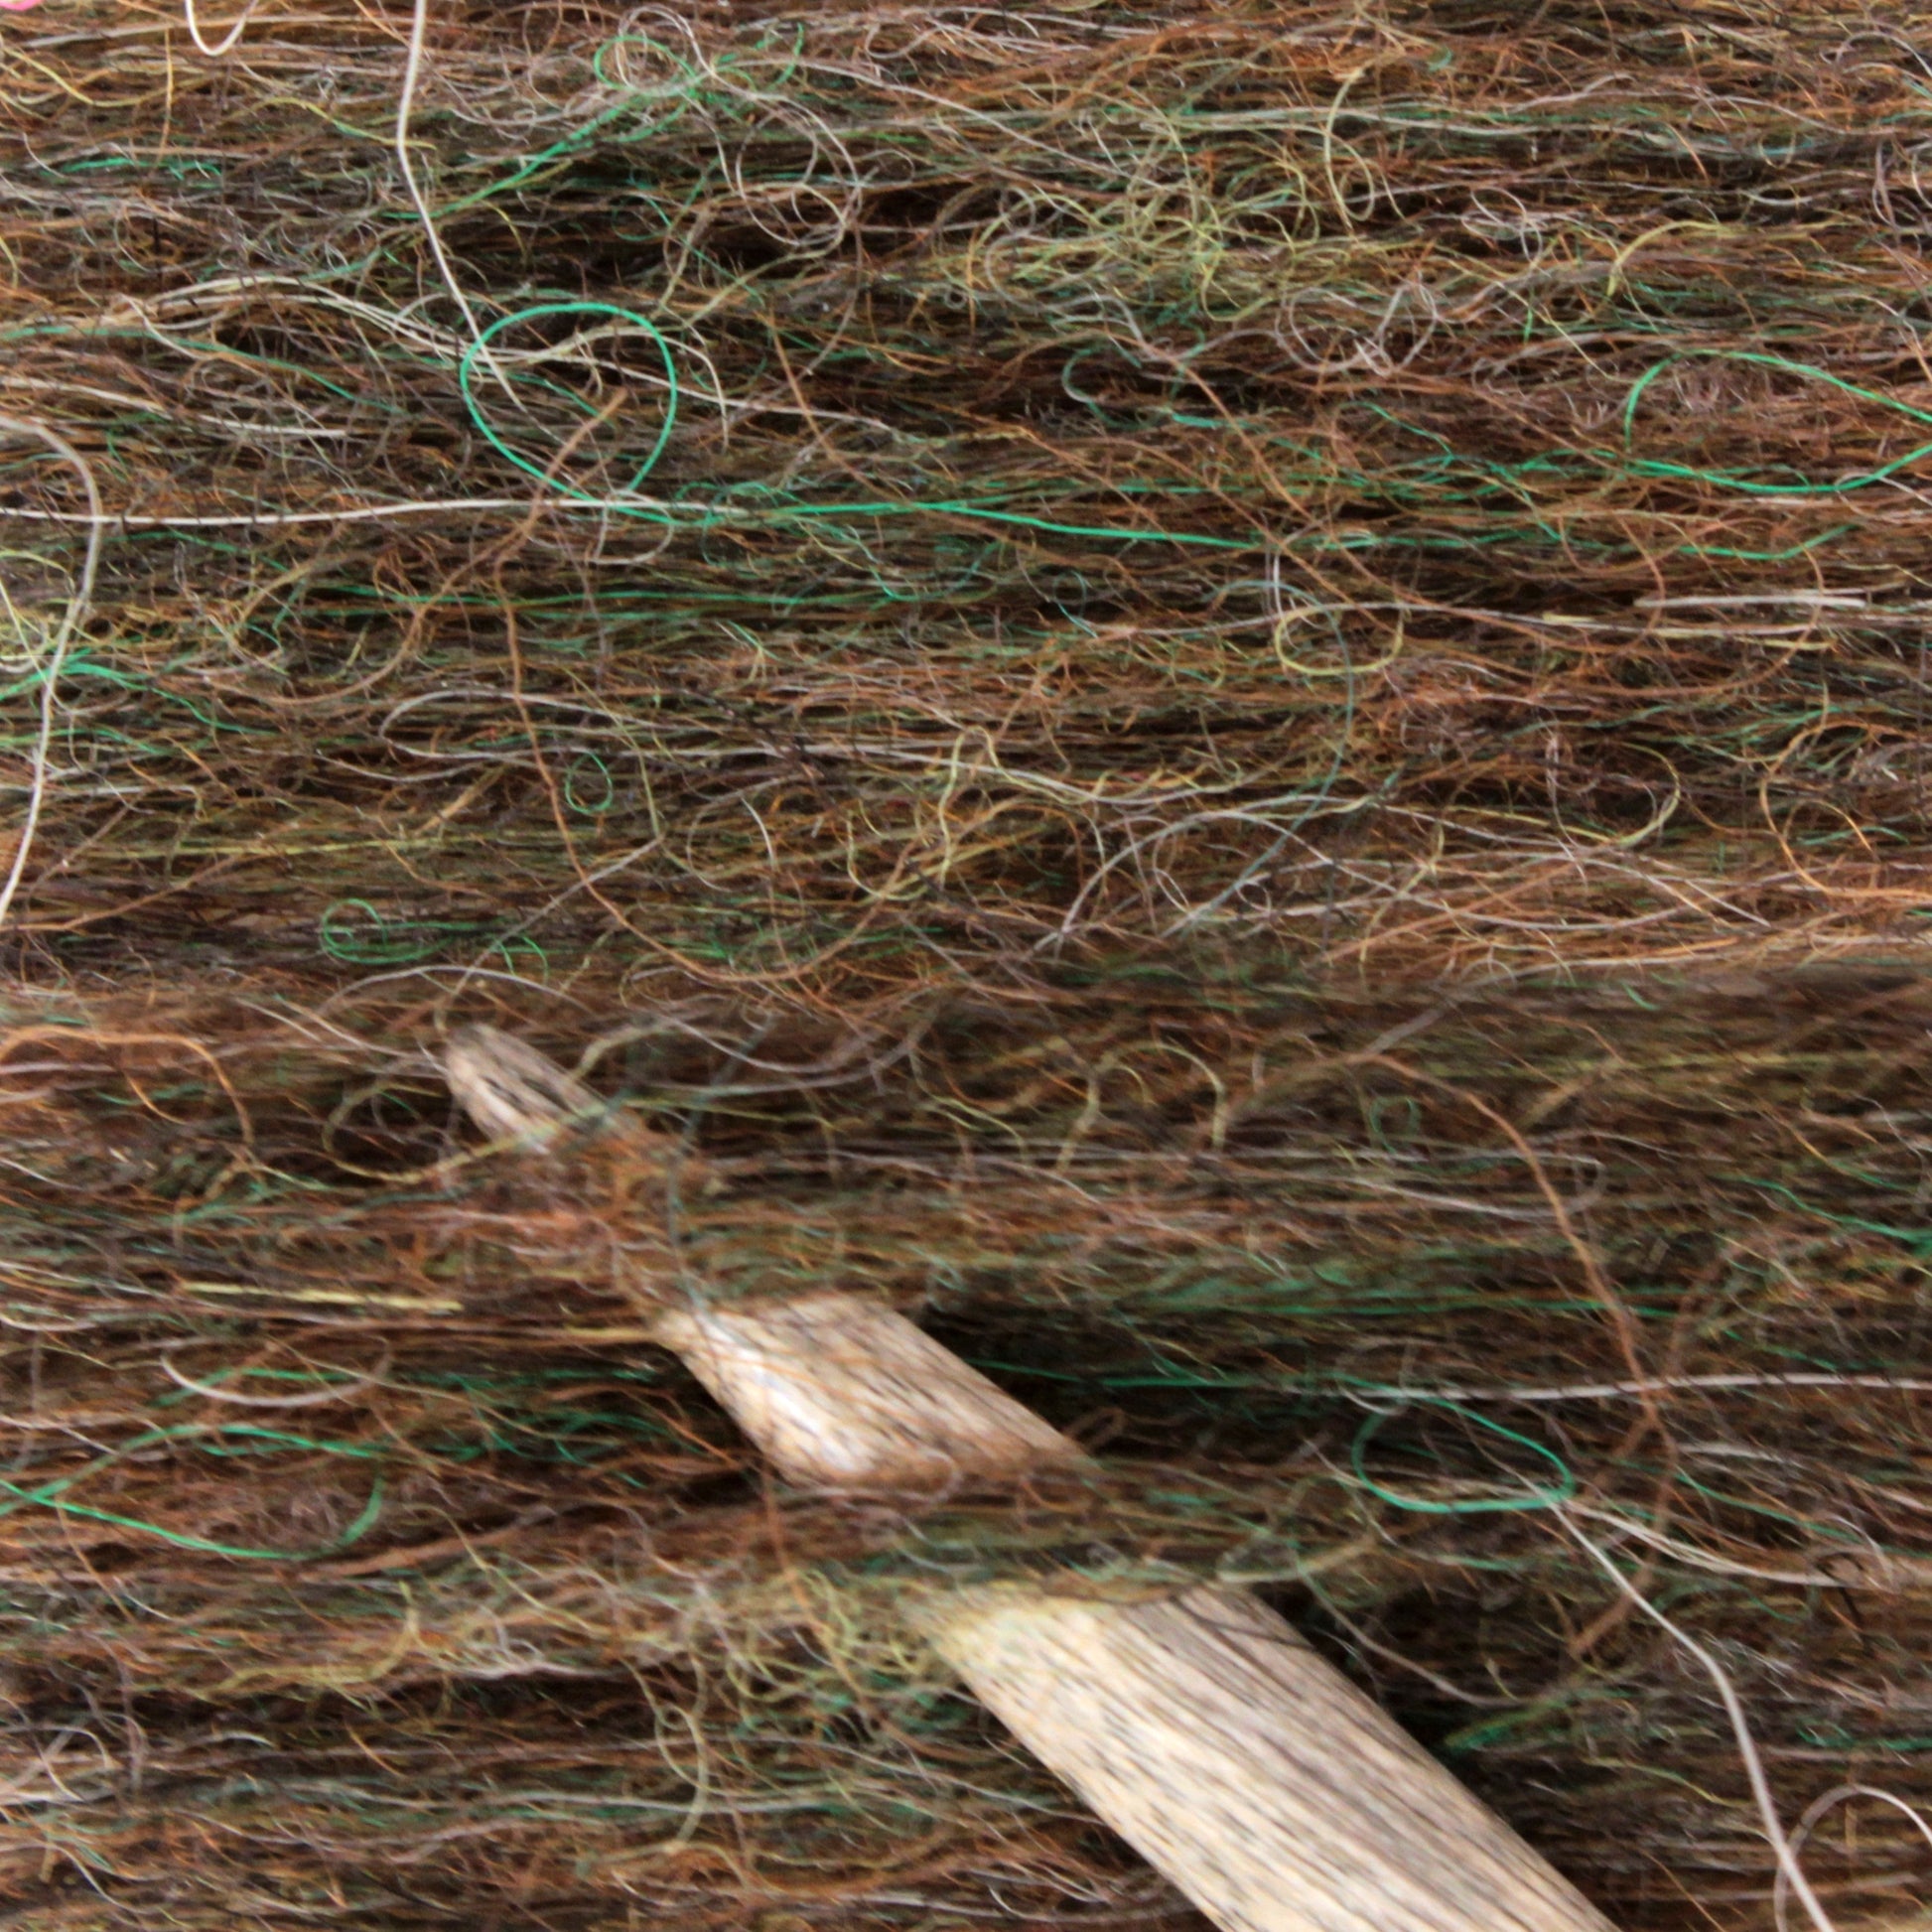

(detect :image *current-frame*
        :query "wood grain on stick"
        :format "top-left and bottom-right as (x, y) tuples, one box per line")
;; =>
(444, 1027), (620, 1149)
(442, 1026), (1617, 1932)
(924, 1583), (1614, 1932)
(655, 1294), (1083, 1489)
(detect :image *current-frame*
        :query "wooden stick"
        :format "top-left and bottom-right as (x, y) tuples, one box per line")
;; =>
(442, 1027), (1617, 1932)
(653, 1292), (1084, 1488)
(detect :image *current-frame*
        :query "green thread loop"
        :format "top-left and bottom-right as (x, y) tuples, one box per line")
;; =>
(460, 301), (680, 501)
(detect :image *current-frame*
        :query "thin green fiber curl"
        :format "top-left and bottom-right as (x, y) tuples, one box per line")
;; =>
(591, 30), (702, 94)
(0, 1475), (387, 1562)
(1619, 349), (1932, 495)
(435, 34), (715, 217)
(320, 899), (483, 965)
(462, 304), (1252, 551)
(565, 751), (616, 813)
(436, 97), (644, 216)
(490, 933), (551, 982)
(1349, 1397), (1576, 1516)
(0, 1424), (385, 1562)
(461, 302), (681, 500)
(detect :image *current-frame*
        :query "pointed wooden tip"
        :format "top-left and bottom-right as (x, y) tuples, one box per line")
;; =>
(443, 1025), (611, 1149)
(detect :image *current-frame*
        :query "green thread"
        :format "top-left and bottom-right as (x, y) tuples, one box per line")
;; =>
(319, 899), (486, 965)
(1349, 1399), (1576, 1516)
(0, 1424), (385, 1562)
(460, 300), (1250, 550)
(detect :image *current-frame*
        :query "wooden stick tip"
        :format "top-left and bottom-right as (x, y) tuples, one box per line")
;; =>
(443, 1025), (605, 1148)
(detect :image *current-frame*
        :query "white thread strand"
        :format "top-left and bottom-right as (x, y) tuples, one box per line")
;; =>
(0, 416), (104, 932)
(397, 0), (511, 395)
(1776, 1786), (1932, 1932)
(182, 0), (262, 57)
(181, 0), (510, 392)
(1564, 1515), (1839, 1932)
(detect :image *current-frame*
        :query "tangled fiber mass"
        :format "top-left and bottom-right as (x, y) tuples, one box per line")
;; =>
(5, 0), (1932, 1924)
